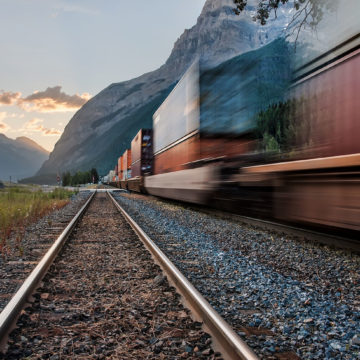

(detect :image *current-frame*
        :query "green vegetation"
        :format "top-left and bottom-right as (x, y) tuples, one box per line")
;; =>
(62, 168), (99, 186)
(255, 99), (310, 154)
(0, 186), (77, 256)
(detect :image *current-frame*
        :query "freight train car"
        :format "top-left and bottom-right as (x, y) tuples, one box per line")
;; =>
(240, 40), (360, 232)
(127, 129), (153, 193)
(145, 39), (291, 204)
(213, 3), (360, 232)
(117, 156), (123, 183)
(106, 1), (360, 234)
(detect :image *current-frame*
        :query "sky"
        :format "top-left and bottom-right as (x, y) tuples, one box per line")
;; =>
(0, 0), (207, 151)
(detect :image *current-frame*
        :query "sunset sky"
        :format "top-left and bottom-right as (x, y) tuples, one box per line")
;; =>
(0, 0), (206, 151)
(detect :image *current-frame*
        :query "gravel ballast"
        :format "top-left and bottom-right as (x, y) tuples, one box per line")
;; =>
(113, 192), (360, 360)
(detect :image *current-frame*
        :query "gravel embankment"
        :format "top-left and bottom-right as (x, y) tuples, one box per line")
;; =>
(0, 191), (91, 312)
(3, 192), (218, 359)
(113, 192), (360, 360)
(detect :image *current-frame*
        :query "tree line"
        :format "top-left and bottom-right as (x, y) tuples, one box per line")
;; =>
(62, 168), (99, 186)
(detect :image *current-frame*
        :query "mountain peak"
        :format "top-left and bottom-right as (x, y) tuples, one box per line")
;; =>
(164, 0), (289, 74)
(16, 137), (49, 154)
(0, 136), (49, 181)
(201, 0), (234, 13)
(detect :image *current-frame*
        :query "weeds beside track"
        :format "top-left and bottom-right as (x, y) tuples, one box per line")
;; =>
(0, 187), (77, 257)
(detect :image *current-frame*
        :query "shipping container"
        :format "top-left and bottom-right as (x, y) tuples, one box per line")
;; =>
(290, 50), (360, 159)
(154, 134), (200, 174)
(122, 149), (132, 180)
(118, 156), (123, 181)
(131, 129), (153, 177)
(153, 134), (255, 175)
(153, 61), (200, 155)
(152, 39), (291, 174)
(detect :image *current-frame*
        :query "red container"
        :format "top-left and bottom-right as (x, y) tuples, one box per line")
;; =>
(122, 149), (132, 180)
(114, 164), (118, 177)
(292, 50), (360, 159)
(131, 129), (153, 177)
(154, 134), (199, 175)
(118, 156), (123, 181)
(153, 133), (255, 175)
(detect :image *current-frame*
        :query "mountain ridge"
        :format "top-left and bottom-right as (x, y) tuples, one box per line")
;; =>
(15, 136), (49, 155)
(0, 135), (49, 181)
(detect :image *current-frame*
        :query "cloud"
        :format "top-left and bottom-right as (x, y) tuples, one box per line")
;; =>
(0, 122), (10, 132)
(0, 91), (21, 105)
(0, 112), (10, 133)
(18, 86), (91, 112)
(23, 118), (61, 136)
(0, 87), (91, 113)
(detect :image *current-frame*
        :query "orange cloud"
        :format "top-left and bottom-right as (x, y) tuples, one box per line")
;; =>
(0, 112), (10, 133)
(0, 91), (21, 105)
(23, 118), (61, 136)
(18, 86), (91, 112)
(0, 123), (10, 132)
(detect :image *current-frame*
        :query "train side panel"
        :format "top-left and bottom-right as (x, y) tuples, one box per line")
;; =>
(145, 166), (219, 205)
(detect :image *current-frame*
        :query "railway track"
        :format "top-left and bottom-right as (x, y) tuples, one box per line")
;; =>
(0, 191), (257, 359)
(0, 191), (93, 316)
(112, 191), (360, 360)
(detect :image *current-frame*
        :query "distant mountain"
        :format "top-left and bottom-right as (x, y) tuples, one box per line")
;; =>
(16, 136), (49, 155)
(35, 0), (291, 180)
(0, 134), (49, 181)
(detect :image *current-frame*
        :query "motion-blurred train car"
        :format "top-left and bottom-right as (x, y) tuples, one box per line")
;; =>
(229, 2), (360, 232)
(145, 39), (292, 204)
(269, 46), (360, 231)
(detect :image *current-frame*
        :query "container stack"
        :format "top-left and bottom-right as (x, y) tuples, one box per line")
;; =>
(131, 129), (153, 177)
(114, 164), (119, 181)
(118, 156), (123, 182)
(122, 149), (132, 180)
(152, 41), (290, 175)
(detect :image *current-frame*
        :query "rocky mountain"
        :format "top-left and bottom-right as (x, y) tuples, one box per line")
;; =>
(36, 0), (291, 179)
(0, 134), (49, 181)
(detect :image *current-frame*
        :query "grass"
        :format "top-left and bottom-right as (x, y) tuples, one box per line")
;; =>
(0, 186), (77, 257)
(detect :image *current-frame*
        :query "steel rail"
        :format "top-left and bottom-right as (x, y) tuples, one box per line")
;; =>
(107, 191), (258, 360)
(0, 191), (96, 350)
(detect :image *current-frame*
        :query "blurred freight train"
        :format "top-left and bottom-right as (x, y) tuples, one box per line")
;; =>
(106, 5), (360, 235)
